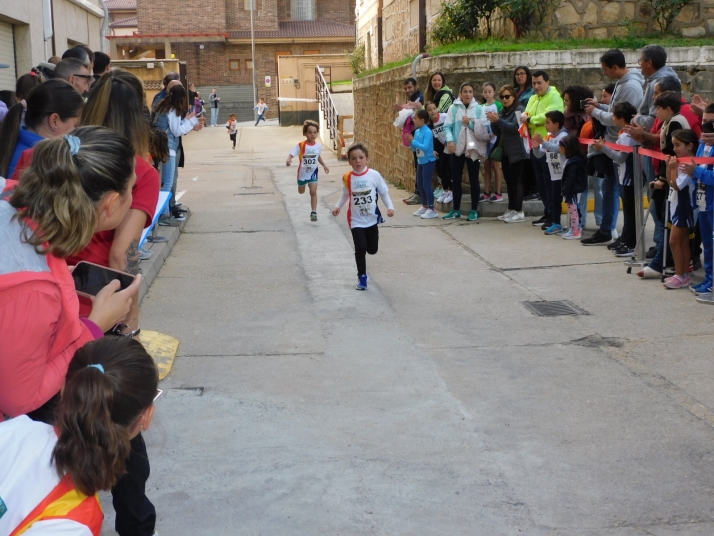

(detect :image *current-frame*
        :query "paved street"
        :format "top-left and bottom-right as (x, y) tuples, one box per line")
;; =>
(104, 124), (714, 535)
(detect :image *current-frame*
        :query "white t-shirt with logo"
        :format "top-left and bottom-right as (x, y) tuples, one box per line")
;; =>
(290, 141), (323, 183)
(541, 131), (568, 181)
(335, 168), (395, 229)
(0, 416), (93, 536)
(431, 113), (449, 145)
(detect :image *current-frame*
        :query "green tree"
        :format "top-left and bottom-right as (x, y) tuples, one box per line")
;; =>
(431, 0), (501, 45)
(643, 0), (694, 32)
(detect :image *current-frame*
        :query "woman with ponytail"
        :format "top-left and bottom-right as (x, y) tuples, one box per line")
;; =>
(67, 69), (160, 340)
(0, 337), (159, 536)
(0, 79), (84, 178)
(0, 126), (142, 419)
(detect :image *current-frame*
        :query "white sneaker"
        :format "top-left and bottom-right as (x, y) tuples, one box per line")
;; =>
(436, 193), (447, 203)
(498, 210), (515, 221)
(413, 207), (427, 216)
(442, 192), (453, 203)
(504, 211), (525, 223)
(421, 208), (438, 219)
(611, 229), (619, 240)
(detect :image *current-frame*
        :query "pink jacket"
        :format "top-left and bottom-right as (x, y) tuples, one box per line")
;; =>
(0, 179), (101, 417)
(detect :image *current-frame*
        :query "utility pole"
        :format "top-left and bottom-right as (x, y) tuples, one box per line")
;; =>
(250, 0), (257, 122)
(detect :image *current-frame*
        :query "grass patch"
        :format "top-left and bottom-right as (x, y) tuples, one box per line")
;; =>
(357, 56), (416, 79)
(427, 35), (712, 56)
(330, 79), (353, 86)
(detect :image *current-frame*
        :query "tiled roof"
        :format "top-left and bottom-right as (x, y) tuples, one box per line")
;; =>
(105, 0), (136, 10)
(110, 16), (138, 28)
(230, 20), (354, 39)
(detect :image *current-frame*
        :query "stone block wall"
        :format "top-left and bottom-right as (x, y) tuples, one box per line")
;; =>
(354, 47), (714, 192)
(375, 0), (714, 64)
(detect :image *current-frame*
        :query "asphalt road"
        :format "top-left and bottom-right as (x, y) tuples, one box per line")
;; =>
(103, 123), (714, 536)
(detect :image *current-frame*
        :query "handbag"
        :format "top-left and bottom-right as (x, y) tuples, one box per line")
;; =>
(489, 139), (504, 162)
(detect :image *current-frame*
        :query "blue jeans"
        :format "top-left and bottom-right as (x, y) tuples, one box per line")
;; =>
(255, 114), (265, 126)
(580, 175), (603, 229)
(211, 107), (218, 126)
(531, 152), (551, 220)
(417, 160), (436, 208)
(160, 154), (176, 216)
(598, 163), (618, 236)
(700, 209), (713, 282)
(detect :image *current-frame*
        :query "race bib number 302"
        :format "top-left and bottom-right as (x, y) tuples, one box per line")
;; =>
(352, 189), (376, 215)
(302, 154), (317, 171)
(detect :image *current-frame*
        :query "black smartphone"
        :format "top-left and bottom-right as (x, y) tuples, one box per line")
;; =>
(702, 120), (714, 134)
(580, 100), (587, 109)
(72, 261), (135, 298)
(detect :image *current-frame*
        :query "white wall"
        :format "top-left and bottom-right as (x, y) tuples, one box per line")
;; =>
(0, 0), (104, 76)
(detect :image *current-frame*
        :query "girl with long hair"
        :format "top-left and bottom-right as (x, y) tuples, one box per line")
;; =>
(153, 84), (200, 221)
(0, 79), (84, 177)
(0, 337), (159, 536)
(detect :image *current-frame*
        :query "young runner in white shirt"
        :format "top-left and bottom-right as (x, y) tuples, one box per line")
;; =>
(333, 143), (394, 290)
(286, 120), (329, 222)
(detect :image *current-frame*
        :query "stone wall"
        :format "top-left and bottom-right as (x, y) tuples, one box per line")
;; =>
(354, 47), (714, 192)
(374, 0), (714, 64)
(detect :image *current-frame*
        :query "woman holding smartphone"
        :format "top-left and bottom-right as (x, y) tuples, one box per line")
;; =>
(0, 126), (141, 419)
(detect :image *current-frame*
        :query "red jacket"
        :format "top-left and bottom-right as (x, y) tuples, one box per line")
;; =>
(0, 178), (101, 417)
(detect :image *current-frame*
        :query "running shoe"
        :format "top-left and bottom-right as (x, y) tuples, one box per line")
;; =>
(413, 207), (427, 216)
(663, 274), (692, 289)
(356, 274), (368, 291)
(562, 229), (582, 240)
(691, 279), (713, 294)
(467, 210), (479, 221)
(607, 237), (623, 251)
(504, 212), (525, 223)
(433, 188), (444, 198)
(581, 230), (612, 246)
(490, 193), (504, 203)
(531, 215), (548, 227)
(443, 210), (461, 220)
(404, 195), (422, 205)
(442, 192), (453, 203)
(498, 210), (515, 221)
(479, 193), (490, 202)
(436, 193), (447, 203)
(311, 211), (317, 222)
(138, 248), (153, 260)
(421, 209), (438, 219)
(544, 224), (562, 235)
(614, 245), (635, 257)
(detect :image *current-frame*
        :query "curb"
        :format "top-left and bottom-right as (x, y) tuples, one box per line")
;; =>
(138, 211), (190, 303)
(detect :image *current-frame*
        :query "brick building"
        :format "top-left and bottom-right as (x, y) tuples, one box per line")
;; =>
(109, 0), (355, 121)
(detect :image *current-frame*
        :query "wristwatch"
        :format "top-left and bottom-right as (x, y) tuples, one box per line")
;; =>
(108, 322), (141, 338)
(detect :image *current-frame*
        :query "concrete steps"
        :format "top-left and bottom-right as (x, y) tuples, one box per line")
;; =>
(434, 194), (545, 217)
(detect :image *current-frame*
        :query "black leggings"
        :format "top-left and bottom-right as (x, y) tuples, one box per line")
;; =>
(434, 140), (452, 190)
(229, 132), (236, 147)
(621, 183), (636, 248)
(351, 224), (379, 276)
(502, 157), (525, 212)
(450, 154), (480, 211)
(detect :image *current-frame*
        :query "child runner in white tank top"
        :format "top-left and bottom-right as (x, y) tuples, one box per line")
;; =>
(286, 120), (329, 222)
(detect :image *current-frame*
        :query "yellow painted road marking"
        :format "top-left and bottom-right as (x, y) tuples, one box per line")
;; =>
(141, 330), (179, 380)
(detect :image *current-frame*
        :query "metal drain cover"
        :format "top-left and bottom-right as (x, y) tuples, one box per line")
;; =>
(522, 300), (589, 317)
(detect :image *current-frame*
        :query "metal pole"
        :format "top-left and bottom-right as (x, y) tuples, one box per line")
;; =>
(250, 0), (257, 123)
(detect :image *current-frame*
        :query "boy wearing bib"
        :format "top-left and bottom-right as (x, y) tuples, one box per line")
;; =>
(286, 120), (329, 222)
(333, 144), (395, 290)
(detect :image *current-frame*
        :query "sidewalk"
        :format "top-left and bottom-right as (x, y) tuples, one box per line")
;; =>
(103, 122), (714, 536)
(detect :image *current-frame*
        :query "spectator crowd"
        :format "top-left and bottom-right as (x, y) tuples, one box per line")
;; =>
(398, 45), (714, 295)
(0, 44), (201, 536)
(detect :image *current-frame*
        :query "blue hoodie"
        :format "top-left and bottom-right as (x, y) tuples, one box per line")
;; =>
(410, 124), (437, 165)
(694, 140), (714, 212)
